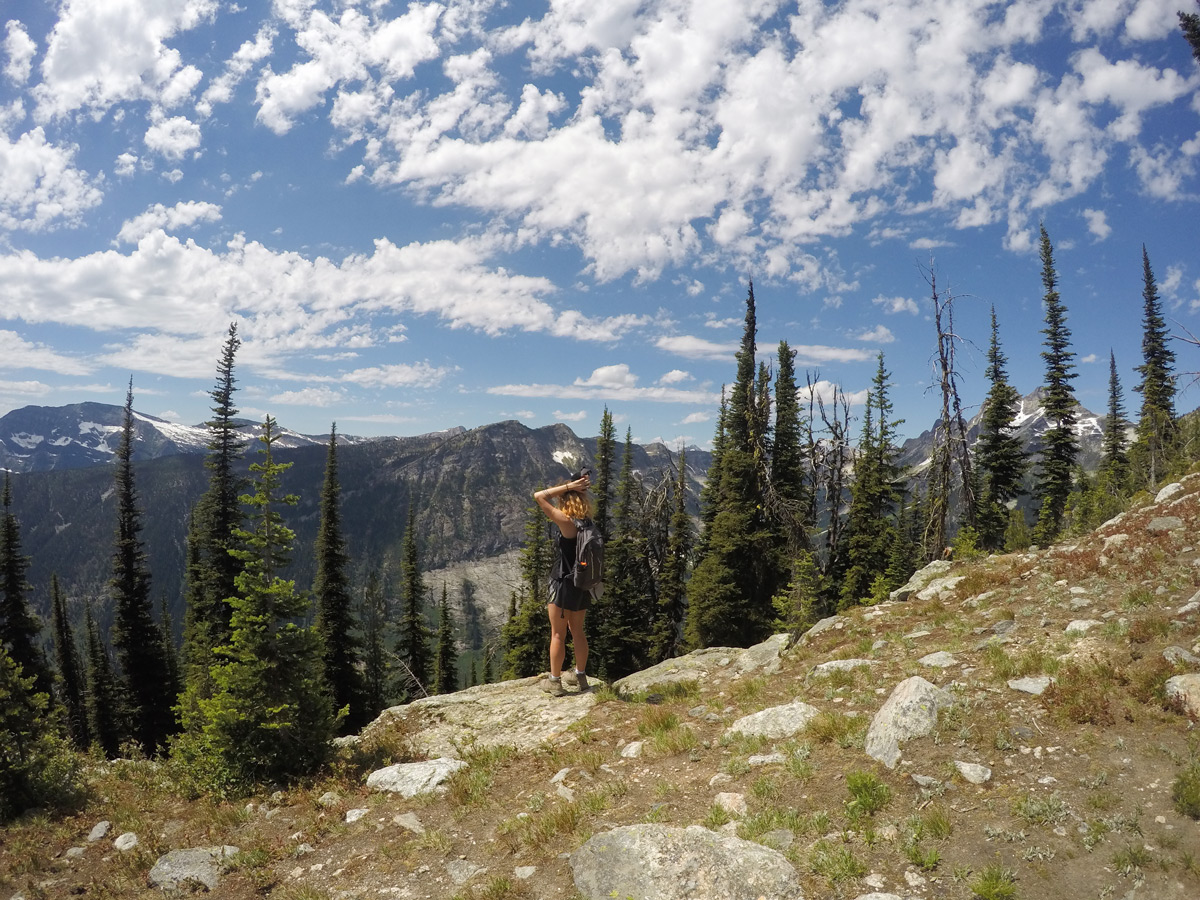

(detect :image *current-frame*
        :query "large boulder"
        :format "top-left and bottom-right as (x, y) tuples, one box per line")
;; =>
(571, 824), (804, 900)
(352, 678), (596, 757)
(148, 846), (239, 892)
(726, 700), (821, 740)
(1166, 674), (1200, 718)
(613, 634), (790, 696)
(366, 758), (466, 797)
(865, 677), (955, 769)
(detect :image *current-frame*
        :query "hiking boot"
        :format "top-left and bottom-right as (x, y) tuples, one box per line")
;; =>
(539, 675), (566, 697)
(563, 671), (590, 692)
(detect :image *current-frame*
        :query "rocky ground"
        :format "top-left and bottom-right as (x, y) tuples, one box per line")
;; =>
(3, 477), (1200, 900)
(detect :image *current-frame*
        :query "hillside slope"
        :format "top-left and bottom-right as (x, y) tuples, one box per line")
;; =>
(3, 473), (1198, 900)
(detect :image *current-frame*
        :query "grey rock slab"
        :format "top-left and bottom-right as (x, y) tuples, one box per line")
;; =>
(316, 791), (339, 807)
(954, 761), (993, 784)
(87, 821), (111, 842)
(514, 865), (537, 879)
(148, 846), (239, 892)
(392, 812), (425, 834)
(725, 699), (821, 740)
(731, 633), (791, 676)
(356, 678), (596, 758)
(345, 808), (368, 824)
(810, 658), (875, 679)
(1163, 646), (1200, 666)
(916, 575), (966, 601)
(113, 832), (138, 852)
(714, 792), (747, 817)
(749, 753), (787, 767)
(889, 559), (953, 602)
(1148, 516), (1184, 533)
(1008, 676), (1053, 696)
(1166, 674), (1200, 718)
(800, 615), (845, 642)
(865, 677), (955, 770)
(919, 651), (958, 668)
(1065, 619), (1103, 634)
(446, 859), (485, 884)
(571, 824), (804, 900)
(366, 757), (467, 798)
(1155, 482), (1185, 504)
(620, 740), (644, 759)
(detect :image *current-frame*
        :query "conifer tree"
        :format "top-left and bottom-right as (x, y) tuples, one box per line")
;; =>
(694, 389), (727, 559)
(591, 429), (654, 679)
(181, 324), (248, 721)
(1130, 246), (1177, 489)
(771, 341), (811, 551)
(109, 380), (176, 754)
(192, 417), (335, 790)
(50, 574), (88, 749)
(839, 353), (903, 606)
(158, 595), (182, 709)
(1181, 3), (1200, 63)
(83, 603), (122, 758)
(313, 424), (366, 730)
(652, 450), (692, 662)
(0, 473), (52, 700)
(1101, 350), (1130, 490)
(433, 583), (458, 695)
(459, 578), (484, 653)
(358, 570), (389, 717)
(593, 408), (616, 541)
(686, 281), (788, 648)
(395, 503), (432, 698)
(0, 645), (82, 824)
(501, 503), (553, 678)
(976, 307), (1029, 550)
(1032, 225), (1079, 546)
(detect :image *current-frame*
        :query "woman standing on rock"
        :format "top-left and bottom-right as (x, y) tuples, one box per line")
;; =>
(533, 470), (593, 696)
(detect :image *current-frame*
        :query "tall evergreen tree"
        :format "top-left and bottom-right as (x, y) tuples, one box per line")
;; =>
(651, 450), (692, 662)
(694, 389), (727, 559)
(50, 574), (88, 749)
(191, 417), (335, 790)
(839, 353), (903, 606)
(975, 307), (1029, 550)
(1101, 350), (1130, 489)
(0, 473), (52, 699)
(686, 281), (788, 649)
(395, 502), (432, 697)
(1032, 225), (1079, 546)
(358, 569), (389, 719)
(181, 324), (248, 722)
(771, 341), (811, 551)
(1129, 246), (1177, 489)
(432, 583), (457, 695)
(1181, 3), (1200, 63)
(109, 380), (176, 754)
(83, 602), (122, 758)
(312, 424), (366, 730)
(501, 503), (553, 678)
(593, 408), (616, 541)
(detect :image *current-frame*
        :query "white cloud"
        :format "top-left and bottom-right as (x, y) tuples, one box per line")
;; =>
(1082, 208), (1111, 240)
(1161, 264), (1183, 298)
(680, 411), (710, 424)
(791, 344), (874, 364)
(144, 115), (202, 159)
(269, 386), (346, 406)
(657, 369), (692, 384)
(0, 379), (52, 397)
(114, 152), (139, 176)
(854, 325), (896, 344)
(872, 295), (920, 315)
(575, 364), (638, 389)
(196, 25), (275, 118)
(4, 20), (36, 85)
(0, 329), (92, 374)
(117, 200), (221, 244)
(553, 409), (588, 421)
(797, 379), (869, 408)
(339, 362), (450, 388)
(1080, 353), (1099, 364)
(489, 372), (720, 404)
(0, 126), (104, 230)
(32, 0), (219, 120)
(655, 335), (738, 360)
(704, 316), (742, 329)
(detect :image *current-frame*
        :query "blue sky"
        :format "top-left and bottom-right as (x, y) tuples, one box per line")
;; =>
(1, 0), (1198, 449)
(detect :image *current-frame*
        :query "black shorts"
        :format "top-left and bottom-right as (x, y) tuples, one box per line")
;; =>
(549, 578), (591, 612)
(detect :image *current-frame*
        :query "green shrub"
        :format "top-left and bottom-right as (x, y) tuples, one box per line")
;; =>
(845, 770), (891, 820)
(1172, 760), (1200, 820)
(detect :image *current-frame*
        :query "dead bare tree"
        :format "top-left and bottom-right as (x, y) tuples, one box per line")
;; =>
(806, 372), (852, 577)
(923, 263), (975, 560)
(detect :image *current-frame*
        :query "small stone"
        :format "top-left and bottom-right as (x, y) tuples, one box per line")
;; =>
(905, 869), (927, 887)
(316, 791), (339, 807)
(919, 651), (957, 668)
(393, 813), (425, 834)
(872, 640), (888, 651)
(911, 774), (942, 788)
(514, 866), (537, 879)
(620, 741), (644, 759)
(1065, 619), (1102, 634)
(864, 872), (887, 889)
(88, 821), (111, 842)
(445, 859), (484, 885)
(556, 784), (576, 802)
(1148, 516), (1184, 533)
(878, 824), (900, 842)
(748, 753), (786, 767)
(708, 773), (733, 787)
(113, 832), (139, 852)
(1155, 482), (1185, 504)
(345, 809), (368, 824)
(906, 630), (932, 639)
(1008, 676), (1053, 696)
(65, 847), (85, 859)
(714, 792), (747, 817)
(1038, 776), (1058, 785)
(550, 767), (571, 784)
(954, 761), (992, 784)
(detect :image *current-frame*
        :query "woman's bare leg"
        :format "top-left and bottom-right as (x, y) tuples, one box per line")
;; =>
(547, 604), (568, 677)
(565, 609), (588, 673)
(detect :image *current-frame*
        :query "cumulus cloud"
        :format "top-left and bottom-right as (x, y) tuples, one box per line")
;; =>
(0, 330), (91, 374)
(4, 20), (36, 84)
(269, 386), (346, 406)
(655, 335), (738, 360)
(873, 295), (920, 315)
(196, 25), (275, 118)
(554, 409), (587, 421)
(1082, 208), (1111, 240)
(657, 369), (692, 384)
(854, 325), (896, 343)
(679, 411), (710, 424)
(339, 362), (451, 388)
(575, 364), (639, 389)
(489, 361), (720, 404)
(117, 200), (221, 244)
(0, 127), (104, 230)
(144, 115), (202, 159)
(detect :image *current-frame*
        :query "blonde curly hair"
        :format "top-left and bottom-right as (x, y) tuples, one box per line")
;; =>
(559, 490), (592, 520)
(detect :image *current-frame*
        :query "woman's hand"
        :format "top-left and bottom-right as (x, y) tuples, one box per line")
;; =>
(567, 474), (590, 492)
